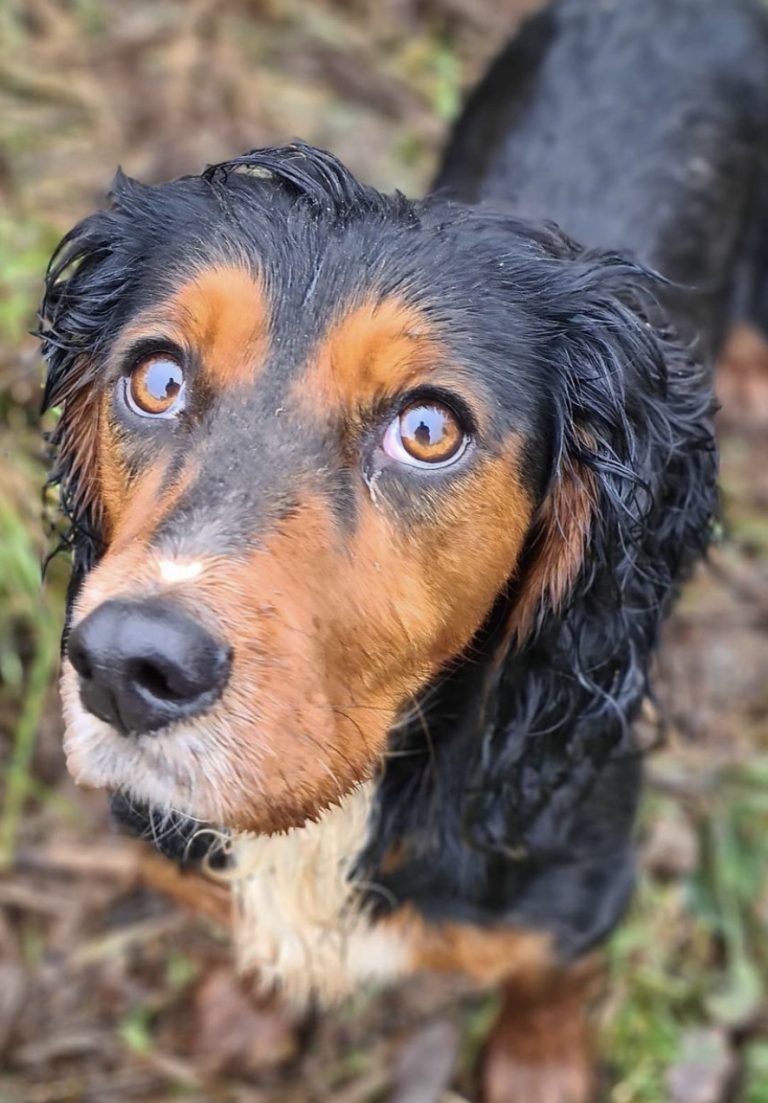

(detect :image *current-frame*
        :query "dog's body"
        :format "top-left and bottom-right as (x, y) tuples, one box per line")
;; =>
(438, 0), (768, 352)
(40, 0), (768, 1099)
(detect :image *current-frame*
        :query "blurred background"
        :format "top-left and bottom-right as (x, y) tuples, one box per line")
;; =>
(0, 2), (767, 1101)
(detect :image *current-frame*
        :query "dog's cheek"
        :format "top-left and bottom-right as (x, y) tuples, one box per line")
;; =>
(427, 452), (535, 655)
(339, 450), (535, 678)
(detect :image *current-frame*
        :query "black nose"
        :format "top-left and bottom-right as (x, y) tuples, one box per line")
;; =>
(67, 599), (231, 736)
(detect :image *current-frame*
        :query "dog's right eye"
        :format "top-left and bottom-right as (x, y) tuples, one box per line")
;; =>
(125, 356), (186, 418)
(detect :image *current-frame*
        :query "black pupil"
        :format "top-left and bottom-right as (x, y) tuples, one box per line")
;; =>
(146, 359), (182, 401)
(407, 405), (447, 447)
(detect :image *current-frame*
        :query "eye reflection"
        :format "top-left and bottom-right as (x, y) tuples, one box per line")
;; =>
(125, 356), (185, 418)
(382, 400), (469, 467)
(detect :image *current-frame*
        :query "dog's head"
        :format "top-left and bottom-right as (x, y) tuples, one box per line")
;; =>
(41, 145), (715, 860)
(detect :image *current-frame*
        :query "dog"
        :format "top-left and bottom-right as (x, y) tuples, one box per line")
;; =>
(39, 0), (768, 1098)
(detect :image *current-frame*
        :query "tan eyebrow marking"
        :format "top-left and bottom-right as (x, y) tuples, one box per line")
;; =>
(172, 266), (270, 388)
(296, 296), (442, 413)
(113, 265), (270, 390)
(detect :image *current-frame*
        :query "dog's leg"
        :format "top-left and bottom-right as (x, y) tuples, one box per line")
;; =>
(386, 910), (599, 1101)
(716, 323), (768, 430)
(716, 154), (768, 430)
(480, 958), (599, 1103)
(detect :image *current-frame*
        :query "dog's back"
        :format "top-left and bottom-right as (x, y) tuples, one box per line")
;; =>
(437, 0), (768, 349)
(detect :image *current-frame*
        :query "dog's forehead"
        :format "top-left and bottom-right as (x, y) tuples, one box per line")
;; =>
(103, 177), (547, 427)
(108, 258), (462, 554)
(131, 262), (443, 398)
(123, 178), (432, 343)
(95, 182), (546, 554)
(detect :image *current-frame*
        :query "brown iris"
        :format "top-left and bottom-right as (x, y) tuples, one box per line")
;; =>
(396, 401), (465, 464)
(127, 356), (185, 417)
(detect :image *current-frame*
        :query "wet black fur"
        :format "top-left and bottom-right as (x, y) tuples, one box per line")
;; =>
(360, 0), (768, 958)
(41, 0), (768, 964)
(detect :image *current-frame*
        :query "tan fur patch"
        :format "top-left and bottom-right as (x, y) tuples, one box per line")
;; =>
(97, 433), (199, 551)
(108, 265), (269, 389)
(172, 266), (269, 388)
(505, 458), (596, 645)
(390, 906), (554, 987)
(482, 959), (599, 1103)
(297, 296), (442, 412)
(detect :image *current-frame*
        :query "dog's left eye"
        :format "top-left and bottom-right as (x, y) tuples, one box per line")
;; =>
(125, 356), (185, 418)
(382, 400), (469, 467)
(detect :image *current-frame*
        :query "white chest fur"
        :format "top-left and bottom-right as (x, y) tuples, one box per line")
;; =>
(227, 784), (409, 1004)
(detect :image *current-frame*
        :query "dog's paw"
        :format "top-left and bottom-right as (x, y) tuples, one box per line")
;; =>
(482, 1049), (594, 1103)
(480, 963), (598, 1103)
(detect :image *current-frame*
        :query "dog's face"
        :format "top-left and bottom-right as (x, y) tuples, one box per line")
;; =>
(45, 150), (566, 835)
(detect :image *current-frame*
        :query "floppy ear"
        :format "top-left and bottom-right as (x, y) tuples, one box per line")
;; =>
(466, 251), (717, 851)
(40, 173), (143, 602)
(360, 241), (717, 940)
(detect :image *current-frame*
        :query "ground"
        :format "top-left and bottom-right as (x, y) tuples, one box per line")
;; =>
(1, 2), (767, 1101)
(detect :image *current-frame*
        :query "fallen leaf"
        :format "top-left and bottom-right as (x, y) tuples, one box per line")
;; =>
(667, 1028), (737, 1103)
(389, 1019), (460, 1103)
(644, 810), (699, 880)
(193, 966), (299, 1076)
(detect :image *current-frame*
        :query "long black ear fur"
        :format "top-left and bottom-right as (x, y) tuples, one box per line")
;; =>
(39, 172), (152, 624)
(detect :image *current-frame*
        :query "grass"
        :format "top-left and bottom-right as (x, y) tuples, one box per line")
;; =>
(0, 207), (65, 870)
(0, 215), (60, 359)
(0, 443), (63, 870)
(604, 764), (768, 1102)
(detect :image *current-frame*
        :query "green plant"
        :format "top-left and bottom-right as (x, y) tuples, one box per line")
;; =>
(0, 442), (63, 869)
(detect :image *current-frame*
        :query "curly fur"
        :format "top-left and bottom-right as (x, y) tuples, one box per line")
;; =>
(358, 233), (716, 957)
